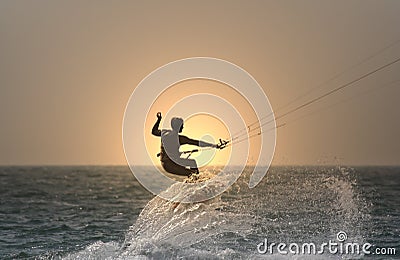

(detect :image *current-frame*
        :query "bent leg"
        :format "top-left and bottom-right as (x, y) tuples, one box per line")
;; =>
(162, 161), (193, 176)
(178, 158), (199, 174)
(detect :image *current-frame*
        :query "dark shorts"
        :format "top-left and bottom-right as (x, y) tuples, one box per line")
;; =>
(161, 157), (198, 176)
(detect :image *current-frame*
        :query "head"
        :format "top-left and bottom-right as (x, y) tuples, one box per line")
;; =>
(171, 117), (184, 133)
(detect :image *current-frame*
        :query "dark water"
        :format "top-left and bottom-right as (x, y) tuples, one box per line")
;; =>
(0, 166), (399, 259)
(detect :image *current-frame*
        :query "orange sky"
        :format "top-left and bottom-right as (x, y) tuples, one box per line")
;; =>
(143, 79), (262, 167)
(1, 1), (400, 165)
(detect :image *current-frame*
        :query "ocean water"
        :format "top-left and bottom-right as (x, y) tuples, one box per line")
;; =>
(0, 166), (399, 259)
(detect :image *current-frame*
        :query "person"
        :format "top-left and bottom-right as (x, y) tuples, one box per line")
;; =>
(152, 112), (219, 176)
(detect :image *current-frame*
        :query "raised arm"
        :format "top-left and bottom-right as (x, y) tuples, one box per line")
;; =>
(151, 112), (162, 136)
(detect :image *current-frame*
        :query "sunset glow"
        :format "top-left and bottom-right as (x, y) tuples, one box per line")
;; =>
(144, 79), (263, 167)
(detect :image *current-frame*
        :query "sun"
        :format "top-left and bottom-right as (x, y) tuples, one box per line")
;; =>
(144, 78), (262, 167)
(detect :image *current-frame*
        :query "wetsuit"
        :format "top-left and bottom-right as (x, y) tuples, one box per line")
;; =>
(152, 118), (214, 176)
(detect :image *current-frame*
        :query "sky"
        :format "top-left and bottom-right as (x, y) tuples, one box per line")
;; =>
(1, 0), (400, 166)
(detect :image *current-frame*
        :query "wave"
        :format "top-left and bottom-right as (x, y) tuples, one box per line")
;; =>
(63, 166), (368, 259)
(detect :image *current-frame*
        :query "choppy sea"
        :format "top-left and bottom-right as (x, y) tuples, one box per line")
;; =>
(0, 166), (399, 259)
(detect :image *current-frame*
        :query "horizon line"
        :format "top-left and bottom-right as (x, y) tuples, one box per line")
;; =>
(0, 164), (399, 167)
